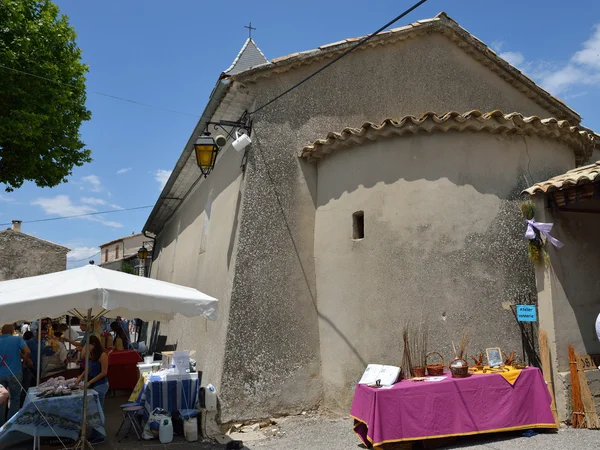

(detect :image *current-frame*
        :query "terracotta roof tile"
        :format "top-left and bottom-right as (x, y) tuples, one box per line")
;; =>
(300, 110), (596, 164)
(523, 162), (600, 195)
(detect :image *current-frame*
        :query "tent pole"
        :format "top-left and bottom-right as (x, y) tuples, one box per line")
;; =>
(75, 309), (93, 450)
(36, 319), (41, 384)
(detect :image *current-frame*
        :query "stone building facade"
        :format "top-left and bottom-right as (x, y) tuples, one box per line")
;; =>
(0, 220), (69, 281)
(99, 232), (153, 276)
(142, 13), (597, 422)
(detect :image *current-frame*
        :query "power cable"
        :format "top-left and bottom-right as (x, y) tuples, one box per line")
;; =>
(249, 0), (429, 115)
(69, 251), (101, 263)
(0, 205), (153, 227)
(0, 64), (200, 118)
(158, 0), (430, 224)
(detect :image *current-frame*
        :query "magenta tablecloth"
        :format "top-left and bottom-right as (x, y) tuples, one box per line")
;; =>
(350, 367), (556, 447)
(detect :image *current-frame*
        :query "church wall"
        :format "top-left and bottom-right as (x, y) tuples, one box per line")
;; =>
(313, 132), (575, 412)
(151, 31), (582, 422)
(149, 141), (245, 400)
(226, 32), (573, 419)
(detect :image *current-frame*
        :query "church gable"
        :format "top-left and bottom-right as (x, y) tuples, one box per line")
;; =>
(230, 12), (579, 124)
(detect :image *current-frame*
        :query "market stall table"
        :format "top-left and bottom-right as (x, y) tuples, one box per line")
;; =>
(108, 349), (143, 390)
(40, 362), (81, 383)
(0, 388), (105, 447)
(129, 373), (200, 426)
(350, 367), (556, 448)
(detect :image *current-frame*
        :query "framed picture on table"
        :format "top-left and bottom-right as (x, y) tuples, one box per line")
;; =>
(486, 347), (503, 367)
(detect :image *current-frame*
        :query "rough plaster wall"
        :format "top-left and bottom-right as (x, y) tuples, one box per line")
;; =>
(313, 132), (575, 412)
(0, 231), (67, 281)
(218, 130), (322, 423)
(149, 145), (244, 396)
(239, 32), (568, 416)
(544, 210), (600, 372)
(247, 34), (557, 147)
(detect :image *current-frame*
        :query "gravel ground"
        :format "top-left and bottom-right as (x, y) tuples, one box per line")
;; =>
(2, 397), (597, 450)
(237, 415), (599, 450)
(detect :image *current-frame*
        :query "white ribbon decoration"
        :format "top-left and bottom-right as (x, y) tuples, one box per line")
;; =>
(525, 219), (564, 248)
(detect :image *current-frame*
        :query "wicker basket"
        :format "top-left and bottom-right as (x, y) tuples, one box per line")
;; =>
(426, 352), (445, 376)
(449, 358), (469, 378)
(411, 366), (426, 378)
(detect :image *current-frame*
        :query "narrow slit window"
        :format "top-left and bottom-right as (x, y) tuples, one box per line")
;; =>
(353, 211), (365, 239)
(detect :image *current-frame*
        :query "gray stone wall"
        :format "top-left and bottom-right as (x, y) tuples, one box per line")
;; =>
(151, 32), (582, 422)
(231, 32), (569, 417)
(313, 133), (575, 411)
(0, 230), (68, 281)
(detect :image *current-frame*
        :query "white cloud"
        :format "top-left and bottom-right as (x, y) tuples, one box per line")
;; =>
(31, 195), (123, 228)
(499, 51), (525, 67)
(81, 197), (107, 206)
(117, 168), (132, 175)
(67, 246), (101, 269)
(0, 194), (15, 203)
(572, 25), (600, 69)
(498, 23), (600, 95)
(154, 169), (172, 190)
(81, 174), (103, 192)
(81, 197), (123, 210)
(67, 246), (100, 261)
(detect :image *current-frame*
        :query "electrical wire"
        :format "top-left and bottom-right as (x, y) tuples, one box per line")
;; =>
(249, 0), (429, 115)
(0, 64), (200, 118)
(0, 205), (153, 227)
(69, 251), (101, 263)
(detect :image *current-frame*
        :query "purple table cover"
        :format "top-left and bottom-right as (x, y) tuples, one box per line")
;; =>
(350, 367), (556, 447)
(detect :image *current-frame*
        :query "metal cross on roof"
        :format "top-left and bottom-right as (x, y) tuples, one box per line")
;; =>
(244, 22), (256, 39)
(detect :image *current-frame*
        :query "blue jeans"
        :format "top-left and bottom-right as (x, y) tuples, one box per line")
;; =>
(90, 381), (108, 442)
(0, 374), (23, 425)
(92, 380), (109, 408)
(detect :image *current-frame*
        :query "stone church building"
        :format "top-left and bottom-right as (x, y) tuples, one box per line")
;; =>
(143, 13), (597, 422)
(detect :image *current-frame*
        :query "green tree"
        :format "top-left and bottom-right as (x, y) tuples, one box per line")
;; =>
(120, 262), (136, 275)
(0, 0), (91, 191)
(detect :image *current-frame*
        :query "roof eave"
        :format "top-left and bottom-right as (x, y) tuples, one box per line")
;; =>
(142, 78), (232, 235)
(0, 229), (71, 252)
(229, 13), (580, 123)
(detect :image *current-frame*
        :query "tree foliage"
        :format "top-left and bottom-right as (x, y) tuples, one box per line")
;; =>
(0, 0), (91, 191)
(120, 262), (136, 275)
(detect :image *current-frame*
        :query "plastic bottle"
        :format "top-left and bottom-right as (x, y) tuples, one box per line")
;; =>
(184, 416), (198, 442)
(159, 417), (173, 443)
(204, 384), (217, 412)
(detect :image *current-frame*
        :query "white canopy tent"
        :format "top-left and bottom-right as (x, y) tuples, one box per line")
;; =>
(0, 264), (218, 324)
(0, 264), (218, 449)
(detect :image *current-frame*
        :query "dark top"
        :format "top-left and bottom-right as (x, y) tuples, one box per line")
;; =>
(88, 359), (107, 388)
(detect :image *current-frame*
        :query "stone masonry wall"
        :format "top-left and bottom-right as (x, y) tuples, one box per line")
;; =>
(0, 230), (68, 281)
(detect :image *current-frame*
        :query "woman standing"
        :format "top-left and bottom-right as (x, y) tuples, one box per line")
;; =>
(76, 335), (109, 407)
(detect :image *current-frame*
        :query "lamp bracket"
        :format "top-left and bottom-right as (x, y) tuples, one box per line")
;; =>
(206, 111), (252, 141)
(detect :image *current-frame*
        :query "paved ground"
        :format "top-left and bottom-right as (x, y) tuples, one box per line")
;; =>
(1, 393), (597, 449)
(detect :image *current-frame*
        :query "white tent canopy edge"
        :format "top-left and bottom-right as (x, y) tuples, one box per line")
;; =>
(0, 264), (218, 324)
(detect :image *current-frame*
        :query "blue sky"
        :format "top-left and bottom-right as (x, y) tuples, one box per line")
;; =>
(1, 0), (599, 268)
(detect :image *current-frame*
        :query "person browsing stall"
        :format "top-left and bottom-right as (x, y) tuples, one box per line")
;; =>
(75, 335), (109, 406)
(0, 324), (31, 425)
(110, 321), (130, 350)
(60, 321), (88, 349)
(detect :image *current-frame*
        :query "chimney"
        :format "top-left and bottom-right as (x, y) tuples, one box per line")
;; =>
(11, 220), (22, 232)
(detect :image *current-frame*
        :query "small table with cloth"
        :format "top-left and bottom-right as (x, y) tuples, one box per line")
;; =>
(0, 388), (106, 447)
(107, 350), (142, 390)
(129, 373), (199, 426)
(350, 367), (556, 448)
